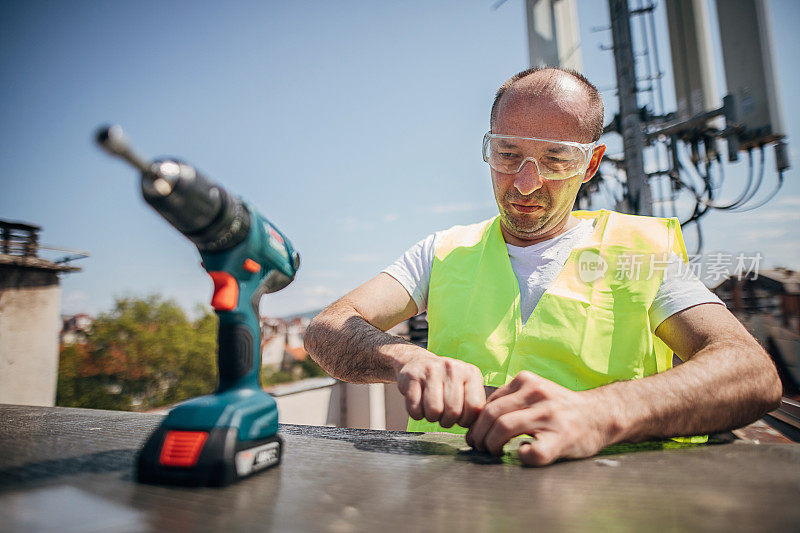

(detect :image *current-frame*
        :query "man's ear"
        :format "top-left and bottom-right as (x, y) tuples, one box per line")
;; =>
(582, 144), (606, 183)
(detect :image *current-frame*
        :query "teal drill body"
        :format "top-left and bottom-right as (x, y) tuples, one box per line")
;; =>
(165, 206), (298, 442)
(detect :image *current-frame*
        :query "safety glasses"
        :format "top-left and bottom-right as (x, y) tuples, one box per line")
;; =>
(482, 132), (596, 180)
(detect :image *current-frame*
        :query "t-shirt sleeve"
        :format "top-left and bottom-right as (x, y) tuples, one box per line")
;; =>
(649, 252), (725, 332)
(382, 232), (439, 315)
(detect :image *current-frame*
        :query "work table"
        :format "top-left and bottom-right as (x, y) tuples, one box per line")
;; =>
(1, 405), (798, 531)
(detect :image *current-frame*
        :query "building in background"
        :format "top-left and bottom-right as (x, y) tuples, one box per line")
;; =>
(260, 315), (312, 372)
(0, 220), (82, 406)
(61, 313), (93, 345)
(713, 268), (800, 398)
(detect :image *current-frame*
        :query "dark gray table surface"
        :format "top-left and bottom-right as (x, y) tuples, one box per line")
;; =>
(1, 405), (799, 532)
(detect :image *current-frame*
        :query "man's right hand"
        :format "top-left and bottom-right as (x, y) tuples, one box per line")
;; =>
(394, 350), (486, 428)
(304, 273), (488, 428)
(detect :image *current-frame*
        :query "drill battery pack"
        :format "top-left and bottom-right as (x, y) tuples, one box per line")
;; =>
(137, 426), (283, 487)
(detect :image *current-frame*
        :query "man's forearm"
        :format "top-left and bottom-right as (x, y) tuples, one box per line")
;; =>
(304, 300), (419, 384)
(587, 340), (783, 444)
(306, 297), (490, 428)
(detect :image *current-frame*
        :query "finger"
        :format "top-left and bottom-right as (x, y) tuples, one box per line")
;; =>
(422, 375), (444, 423)
(485, 378), (523, 403)
(439, 378), (464, 428)
(465, 405), (490, 450)
(401, 379), (423, 420)
(466, 390), (528, 450)
(488, 374), (551, 405)
(459, 378), (487, 428)
(483, 407), (548, 456)
(518, 432), (561, 466)
(469, 390), (548, 450)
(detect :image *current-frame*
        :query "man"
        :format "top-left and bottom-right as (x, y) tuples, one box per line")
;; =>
(304, 67), (782, 466)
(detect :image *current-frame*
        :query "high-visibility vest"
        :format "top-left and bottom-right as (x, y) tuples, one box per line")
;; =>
(407, 209), (706, 444)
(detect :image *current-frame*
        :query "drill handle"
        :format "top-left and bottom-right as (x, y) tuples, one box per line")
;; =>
(202, 211), (298, 393)
(204, 268), (267, 393)
(216, 311), (260, 392)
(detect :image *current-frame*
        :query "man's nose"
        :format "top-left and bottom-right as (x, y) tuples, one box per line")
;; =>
(514, 159), (544, 196)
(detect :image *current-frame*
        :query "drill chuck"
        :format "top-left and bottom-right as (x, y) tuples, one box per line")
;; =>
(141, 158), (251, 252)
(96, 125), (250, 252)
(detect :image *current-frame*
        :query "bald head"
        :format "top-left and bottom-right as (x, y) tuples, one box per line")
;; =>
(490, 67), (605, 142)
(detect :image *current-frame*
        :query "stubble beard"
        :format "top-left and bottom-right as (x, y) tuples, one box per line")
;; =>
(497, 192), (552, 239)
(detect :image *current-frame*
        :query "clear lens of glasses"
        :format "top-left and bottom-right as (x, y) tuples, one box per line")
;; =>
(483, 133), (594, 180)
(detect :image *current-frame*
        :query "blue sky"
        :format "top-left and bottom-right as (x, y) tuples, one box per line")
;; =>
(1, 0), (797, 318)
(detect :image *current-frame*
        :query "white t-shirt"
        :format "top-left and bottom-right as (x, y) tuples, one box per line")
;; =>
(383, 218), (724, 332)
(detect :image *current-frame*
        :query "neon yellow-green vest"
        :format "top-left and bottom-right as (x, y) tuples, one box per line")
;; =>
(407, 209), (706, 443)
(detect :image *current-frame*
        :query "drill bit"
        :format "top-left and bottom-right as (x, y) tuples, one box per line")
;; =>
(95, 124), (150, 173)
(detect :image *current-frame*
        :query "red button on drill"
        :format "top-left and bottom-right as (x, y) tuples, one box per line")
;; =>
(209, 271), (238, 311)
(243, 259), (261, 273)
(159, 430), (209, 467)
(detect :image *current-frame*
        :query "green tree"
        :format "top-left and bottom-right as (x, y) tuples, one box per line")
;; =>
(57, 343), (130, 410)
(57, 295), (219, 411)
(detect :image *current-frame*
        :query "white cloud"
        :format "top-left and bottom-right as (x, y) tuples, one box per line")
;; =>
(759, 241), (800, 254)
(745, 209), (800, 222)
(338, 215), (359, 231)
(300, 285), (336, 297)
(381, 213), (399, 223)
(63, 290), (87, 303)
(776, 195), (800, 207)
(740, 228), (789, 242)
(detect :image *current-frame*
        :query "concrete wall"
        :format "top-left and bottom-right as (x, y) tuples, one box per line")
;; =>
(383, 382), (409, 431)
(271, 378), (410, 431)
(0, 266), (61, 406)
(275, 384), (342, 426)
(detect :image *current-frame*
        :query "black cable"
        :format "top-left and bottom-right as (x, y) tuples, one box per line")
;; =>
(729, 145), (767, 210)
(714, 152), (726, 192)
(681, 199), (708, 226)
(678, 141), (710, 198)
(676, 174), (707, 226)
(694, 219), (703, 256)
(693, 156), (713, 203)
(704, 136), (722, 191)
(666, 136), (679, 218)
(728, 170), (784, 213)
(670, 166), (702, 226)
(674, 142), (711, 225)
(731, 145), (768, 213)
(702, 148), (755, 210)
(702, 157), (722, 213)
(680, 217), (704, 256)
(673, 141), (706, 251)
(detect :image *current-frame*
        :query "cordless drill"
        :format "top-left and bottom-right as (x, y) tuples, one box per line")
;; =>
(96, 125), (300, 486)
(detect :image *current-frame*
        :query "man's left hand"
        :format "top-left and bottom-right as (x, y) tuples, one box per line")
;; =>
(465, 371), (620, 466)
